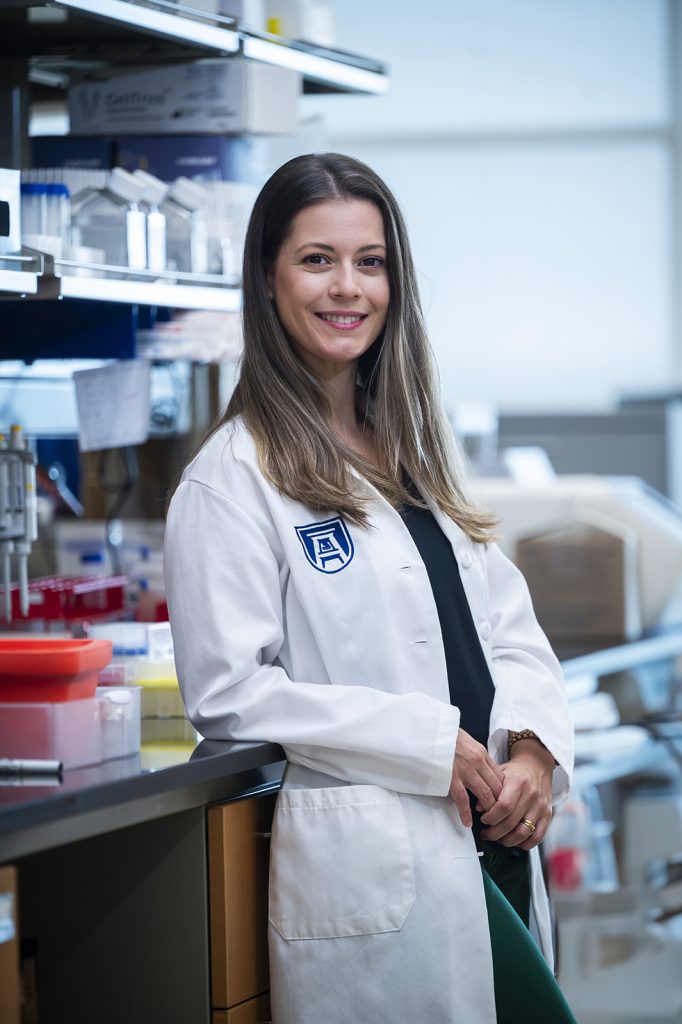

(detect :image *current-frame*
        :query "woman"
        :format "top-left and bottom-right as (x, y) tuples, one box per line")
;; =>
(164, 153), (577, 1024)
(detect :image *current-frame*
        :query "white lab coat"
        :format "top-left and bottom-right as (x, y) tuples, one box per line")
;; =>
(164, 418), (574, 1024)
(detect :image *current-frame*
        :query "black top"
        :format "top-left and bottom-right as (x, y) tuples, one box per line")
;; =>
(398, 483), (512, 852)
(398, 486), (495, 746)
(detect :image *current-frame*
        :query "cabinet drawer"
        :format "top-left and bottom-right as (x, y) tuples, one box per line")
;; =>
(208, 793), (276, 1008)
(213, 992), (271, 1024)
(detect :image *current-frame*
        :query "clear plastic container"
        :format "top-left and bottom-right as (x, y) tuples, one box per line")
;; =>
(133, 169), (167, 273)
(0, 687), (141, 766)
(0, 697), (101, 768)
(161, 177), (209, 274)
(69, 167), (147, 270)
(141, 716), (197, 744)
(97, 685), (141, 760)
(140, 683), (185, 719)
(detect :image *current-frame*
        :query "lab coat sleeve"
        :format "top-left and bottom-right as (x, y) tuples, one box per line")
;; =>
(484, 542), (574, 803)
(164, 479), (460, 797)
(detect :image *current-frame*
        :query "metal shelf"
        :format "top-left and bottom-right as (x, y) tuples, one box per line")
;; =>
(2, 0), (388, 95)
(0, 250), (58, 299)
(0, 252), (241, 310)
(573, 739), (676, 789)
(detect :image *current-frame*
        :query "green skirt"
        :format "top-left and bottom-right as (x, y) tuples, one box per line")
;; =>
(481, 844), (579, 1024)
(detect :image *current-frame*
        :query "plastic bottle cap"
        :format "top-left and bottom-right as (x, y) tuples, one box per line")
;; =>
(108, 167), (147, 203)
(103, 688), (132, 705)
(133, 169), (168, 206)
(169, 176), (209, 211)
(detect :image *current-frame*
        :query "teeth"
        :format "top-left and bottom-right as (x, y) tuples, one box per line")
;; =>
(320, 314), (363, 324)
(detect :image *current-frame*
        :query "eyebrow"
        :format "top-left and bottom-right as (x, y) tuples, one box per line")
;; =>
(293, 242), (387, 255)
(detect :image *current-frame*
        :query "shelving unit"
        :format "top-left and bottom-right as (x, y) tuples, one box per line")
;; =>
(0, 251), (241, 310)
(0, 0), (388, 309)
(1, 0), (389, 97)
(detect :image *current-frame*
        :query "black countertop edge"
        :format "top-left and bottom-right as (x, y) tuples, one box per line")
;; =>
(0, 740), (285, 845)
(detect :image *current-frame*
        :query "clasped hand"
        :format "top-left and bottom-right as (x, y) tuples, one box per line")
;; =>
(449, 728), (553, 850)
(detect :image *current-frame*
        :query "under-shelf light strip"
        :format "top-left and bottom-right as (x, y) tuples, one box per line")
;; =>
(242, 36), (388, 94)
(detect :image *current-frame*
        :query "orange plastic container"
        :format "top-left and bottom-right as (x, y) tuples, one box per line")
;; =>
(0, 638), (113, 702)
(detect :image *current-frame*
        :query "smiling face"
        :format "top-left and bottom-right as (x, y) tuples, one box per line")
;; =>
(267, 198), (390, 380)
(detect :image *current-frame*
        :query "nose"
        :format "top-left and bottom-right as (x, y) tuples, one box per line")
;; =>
(329, 260), (361, 299)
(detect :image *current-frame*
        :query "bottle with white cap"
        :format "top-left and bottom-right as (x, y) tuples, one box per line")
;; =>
(160, 176), (209, 275)
(69, 167), (148, 270)
(132, 169), (168, 273)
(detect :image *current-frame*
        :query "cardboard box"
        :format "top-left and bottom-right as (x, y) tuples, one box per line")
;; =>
(115, 134), (267, 183)
(0, 867), (21, 1024)
(515, 516), (641, 647)
(69, 60), (299, 136)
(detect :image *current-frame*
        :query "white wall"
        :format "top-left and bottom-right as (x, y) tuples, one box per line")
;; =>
(293, 0), (675, 412)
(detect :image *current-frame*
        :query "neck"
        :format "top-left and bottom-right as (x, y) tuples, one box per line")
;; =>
(322, 364), (360, 436)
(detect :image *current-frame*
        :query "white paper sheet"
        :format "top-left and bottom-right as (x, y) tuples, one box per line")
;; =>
(73, 361), (151, 452)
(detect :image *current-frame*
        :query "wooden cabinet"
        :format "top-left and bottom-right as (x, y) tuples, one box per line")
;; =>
(208, 793), (276, 1011)
(213, 992), (272, 1024)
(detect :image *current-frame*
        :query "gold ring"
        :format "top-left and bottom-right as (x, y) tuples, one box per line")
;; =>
(522, 818), (536, 834)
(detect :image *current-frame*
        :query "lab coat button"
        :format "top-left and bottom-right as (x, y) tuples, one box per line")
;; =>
(461, 552), (472, 569)
(480, 622), (491, 641)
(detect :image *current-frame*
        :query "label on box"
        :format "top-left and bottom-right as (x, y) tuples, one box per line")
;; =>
(69, 60), (298, 135)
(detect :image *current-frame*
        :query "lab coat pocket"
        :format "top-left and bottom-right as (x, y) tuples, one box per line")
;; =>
(269, 784), (415, 940)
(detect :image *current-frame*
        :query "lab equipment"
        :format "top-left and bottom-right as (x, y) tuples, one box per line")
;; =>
(475, 476), (682, 634)
(132, 169), (167, 272)
(0, 168), (21, 255)
(69, 167), (147, 269)
(0, 425), (37, 622)
(161, 176), (209, 274)
(2, 574), (127, 625)
(0, 686), (140, 768)
(0, 637), (112, 702)
(20, 182), (46, 237)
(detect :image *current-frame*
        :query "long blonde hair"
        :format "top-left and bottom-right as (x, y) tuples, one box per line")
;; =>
(211, 153), (496, 542)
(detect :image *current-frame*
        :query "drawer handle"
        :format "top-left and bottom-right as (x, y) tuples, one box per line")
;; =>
(255, 831), (272, 838)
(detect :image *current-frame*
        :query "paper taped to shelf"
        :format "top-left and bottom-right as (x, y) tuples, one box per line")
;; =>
(73, 360), (151, 452)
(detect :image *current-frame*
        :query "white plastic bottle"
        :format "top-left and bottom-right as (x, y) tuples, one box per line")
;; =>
(133, 169), (168, 273)
(69, 167), (148, 270)
(44, 183), (71, 248)
(161, 176), (209, 275)
(20, 182), (47, 239)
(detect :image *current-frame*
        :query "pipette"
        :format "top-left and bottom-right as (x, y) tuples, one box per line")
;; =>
(10, 426), (38, 618)
(0, 425), (37, 622)
(0, 433), (12, 622)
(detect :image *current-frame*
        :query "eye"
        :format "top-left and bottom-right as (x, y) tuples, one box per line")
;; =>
(359, 256), (384, 268)
(302, 253), (331, 266)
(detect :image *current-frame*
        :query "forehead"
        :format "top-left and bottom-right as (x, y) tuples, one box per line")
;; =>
(284, 198), (385, 247)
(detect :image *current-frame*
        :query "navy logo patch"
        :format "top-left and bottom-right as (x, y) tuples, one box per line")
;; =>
(295, 517), (355, 574)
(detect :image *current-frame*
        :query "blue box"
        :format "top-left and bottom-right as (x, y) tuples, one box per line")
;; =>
(30, 136), (115, 170)
(115, 135), (268, 184)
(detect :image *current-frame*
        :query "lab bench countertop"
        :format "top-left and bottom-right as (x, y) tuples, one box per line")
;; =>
(0, 739), (286, 862)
